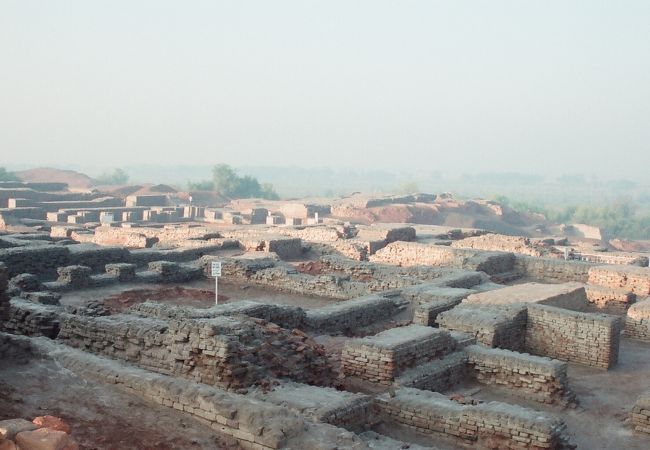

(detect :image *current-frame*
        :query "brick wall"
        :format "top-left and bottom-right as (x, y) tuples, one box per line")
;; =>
(525, 304), (621, 369)
(341, 325), (453, 385)
(375, 388), (570, 449)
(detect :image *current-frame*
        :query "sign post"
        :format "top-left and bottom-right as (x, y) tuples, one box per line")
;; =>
(211, 261), (222, 304)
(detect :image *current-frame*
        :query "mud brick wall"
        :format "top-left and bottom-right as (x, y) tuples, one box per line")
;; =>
(395, 352), (468, 392)
(305, 294), (407, 334)
(254, 382), (374, 431)
(437, 304), (528, 351)
(0, 246), (70, 279)
(451, 234), (545, 257)
(66, 244), (130, 272)
(525, 304), (621, 369)
(585, 285), (635, 314)
(56, 314), (332, 389)
(588, 265), (650, 296)
(375, 388), (570, 450)
(8, 334), (364, 450)
(129, 300), (306, 330)
(370, 242), (515, 275)
(248, 266), (368, 299)
(341, 325), (454, 385)
(2, 299), (61, 338)
(631, 390), (650, 434)
(514, 256), (592, 283)
(465, 345), (574, 406)
(625, 298), (650, 342)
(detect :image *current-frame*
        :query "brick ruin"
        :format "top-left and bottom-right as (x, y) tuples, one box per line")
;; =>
(2, 193), (650, 449)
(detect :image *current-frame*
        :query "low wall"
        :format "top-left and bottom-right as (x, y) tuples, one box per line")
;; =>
(2, 299), (61, 338)
(370, 242), (515, 275)
(395, 352), (468, 392)
(631, 390), (650, 435)
(588, 265), (650, 296)
(341, 325), (453, 385)
(375, 388), (570, 449)
(57, 314), (332, 389)
(251, 382), (374, 431)
(514, 256), (592, 283)
(625, 298), (650, 342)
(437, 304), (528, 351)
(525, 304), (621, 369)
(451, 234), (544, 257)
(465, 345), (575, 406)
(129, 300), (306, 330)
(305, 294), (407, 334)
(585, 285), (635, 314)
(6, 334), (364, 450)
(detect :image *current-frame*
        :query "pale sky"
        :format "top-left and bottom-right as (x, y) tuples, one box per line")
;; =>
(1, 1), (649, 176)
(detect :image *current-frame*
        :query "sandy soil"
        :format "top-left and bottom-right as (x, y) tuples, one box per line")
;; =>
(0, 356), (239, 450)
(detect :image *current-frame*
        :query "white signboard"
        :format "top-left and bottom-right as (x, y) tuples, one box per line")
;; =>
(100, 213), (114, 224)
(211, 261), (222, 277)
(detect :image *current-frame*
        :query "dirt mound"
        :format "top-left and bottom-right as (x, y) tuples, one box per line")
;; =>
(103, 286), (227, 312)
(16, 167), (94, 189)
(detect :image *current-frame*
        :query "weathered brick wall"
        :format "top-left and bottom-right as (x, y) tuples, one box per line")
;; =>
(585, 285), (635, 314)
(631, 390), (650, 435)
(625, 297), (650, 342)
(305, 294), (407, 334)
(341, 325), (453, 385)
(2, 299), (61, 338)
(525, 304), (621, 369)
(514, 256), (592, 283)
(57, 314), (333, 389)
(369, 242), (515, 275)
(11, 334), (363, 450)
(129, 300), (306, 330)
(465, 345), (575, 406)
(451, 234), (545, 257)
(437, 304), (528, 351)
(395, 352), (468, 392)
(375, 388), (570, 449)
(588, 265), (650, 296)
(0, 246), (70, 279)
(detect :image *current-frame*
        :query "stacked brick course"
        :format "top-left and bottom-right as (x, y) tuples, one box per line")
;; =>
(588, 265), (650, 296)
(341, 325), (453, 385)
(375, 388), (570, 449)
(437, 304), (528, 351)
(525, 304), (621, 369)
(584, 285), (635, 314)
(631, 390), (650, 434)
(0, 262), (8, 323)
(465, 345), (575, 406)
(625, 297), (650, 341)
(10, 334), (363, 450)
(57, 314), (332, 389)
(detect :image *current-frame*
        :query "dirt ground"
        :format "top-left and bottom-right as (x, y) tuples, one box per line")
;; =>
(0, 355), (240, 450)
(60, 279), (338, 311)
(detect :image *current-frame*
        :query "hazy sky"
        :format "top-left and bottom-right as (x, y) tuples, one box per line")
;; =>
(1, 1), (649, 176)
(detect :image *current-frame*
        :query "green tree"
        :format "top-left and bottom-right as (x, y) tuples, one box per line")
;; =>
(96, 168), (129, 185)
(0, 167), (20, 182)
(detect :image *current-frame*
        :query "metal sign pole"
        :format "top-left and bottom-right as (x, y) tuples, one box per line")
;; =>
(215, 276), (219, 305)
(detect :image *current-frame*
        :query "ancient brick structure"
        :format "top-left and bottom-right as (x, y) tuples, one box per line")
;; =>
(375, 388), (570, 449)
(525, 304), (621, 369)
(625, 297), (650, 341)
(341, 325), (454, 385)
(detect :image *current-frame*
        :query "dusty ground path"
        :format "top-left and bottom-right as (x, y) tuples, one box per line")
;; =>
(0, 355), (240, 450)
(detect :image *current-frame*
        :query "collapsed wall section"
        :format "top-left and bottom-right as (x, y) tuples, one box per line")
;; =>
(56, 313), (332, 389)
